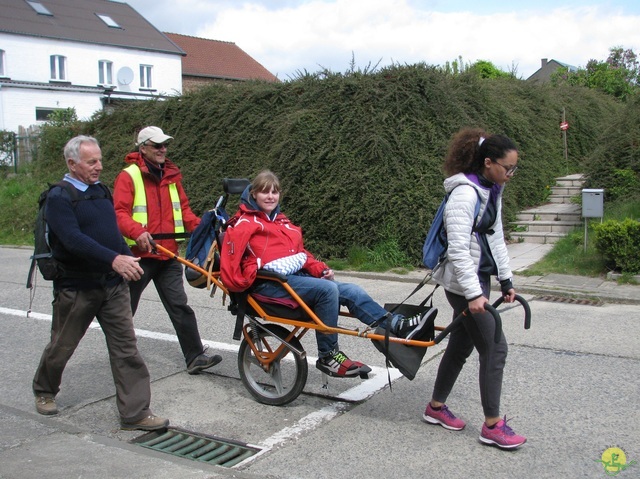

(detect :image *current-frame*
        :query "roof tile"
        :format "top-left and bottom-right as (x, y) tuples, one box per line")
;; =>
(165, 33), (278, 82)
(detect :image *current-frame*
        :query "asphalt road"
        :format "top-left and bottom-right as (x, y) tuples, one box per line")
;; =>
(1, 246), (638, 479)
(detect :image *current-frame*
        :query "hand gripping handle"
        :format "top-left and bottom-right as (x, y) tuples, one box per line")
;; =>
(434, 294), (531, 345)
(434, 302), (502, 345)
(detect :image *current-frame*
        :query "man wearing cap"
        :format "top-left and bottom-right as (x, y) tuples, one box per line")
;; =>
(113, 126), (222, 375)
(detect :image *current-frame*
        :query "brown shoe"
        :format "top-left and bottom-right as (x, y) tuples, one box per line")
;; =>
(35, 396), (58, 415)
(187, 350), (222, 375)
(120, 414), (169, 431)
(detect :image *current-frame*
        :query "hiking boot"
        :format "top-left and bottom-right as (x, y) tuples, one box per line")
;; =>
(395, 308), (437, 340)
(423, 403), (466, 431)
(479, 416), (527, 449)
(35, 396), (58, 416)
(121, 415), (169, 431)
(316, 350), (371, 378)
(187, 349), (222, 375)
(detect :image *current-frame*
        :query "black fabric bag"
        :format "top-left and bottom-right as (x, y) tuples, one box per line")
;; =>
(371, 285), (438, 381)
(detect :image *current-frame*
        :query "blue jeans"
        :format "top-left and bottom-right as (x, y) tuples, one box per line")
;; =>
(252, 274), (390, 357)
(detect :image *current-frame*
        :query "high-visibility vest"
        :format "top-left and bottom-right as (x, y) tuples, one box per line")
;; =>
(123, 164), (185, 246)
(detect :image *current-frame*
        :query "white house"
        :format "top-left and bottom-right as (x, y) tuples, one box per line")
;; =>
(0, 0), (185, 133)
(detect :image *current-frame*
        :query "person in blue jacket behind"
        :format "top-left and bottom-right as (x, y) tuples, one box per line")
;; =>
(32, 135), (168, 432)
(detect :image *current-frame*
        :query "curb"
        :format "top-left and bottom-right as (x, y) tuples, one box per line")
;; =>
(336, 269), (640, 305)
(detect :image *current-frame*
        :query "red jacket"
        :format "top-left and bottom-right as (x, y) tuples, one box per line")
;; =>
(220, 189), (327, 292)
(113, 152), (201, 259)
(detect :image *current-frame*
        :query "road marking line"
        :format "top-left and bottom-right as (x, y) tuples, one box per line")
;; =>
(4, 305), (402, 463)
(4, 306), (399, 401)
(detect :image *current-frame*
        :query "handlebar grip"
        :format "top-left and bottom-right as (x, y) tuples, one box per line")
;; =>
(484, 303), (502, 343)
(491, 294), (532, 330)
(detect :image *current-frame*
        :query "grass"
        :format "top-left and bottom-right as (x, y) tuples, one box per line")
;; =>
(518, 229), (606, 277)
(327, 243), (413, 274)
(520, 198), (640, 280)
(0, 171), (42, 246)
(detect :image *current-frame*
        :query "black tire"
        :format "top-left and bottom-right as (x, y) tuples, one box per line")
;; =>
(238, 323), (308, 406)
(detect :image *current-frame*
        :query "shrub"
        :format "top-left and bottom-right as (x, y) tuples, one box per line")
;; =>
(607, 169), (640, 201)
(21, 65), (624, 261)
(0, 130), (15, 168)
(584, 95), (640, 196)
(593, 218), (640, 273)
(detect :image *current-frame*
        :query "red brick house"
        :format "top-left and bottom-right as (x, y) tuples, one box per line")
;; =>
(164, 33), (278, 92)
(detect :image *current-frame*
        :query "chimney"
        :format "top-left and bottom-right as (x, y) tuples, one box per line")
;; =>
(541, 58), (548, 68)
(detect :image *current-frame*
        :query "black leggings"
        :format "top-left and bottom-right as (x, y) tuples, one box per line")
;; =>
(431, 285), (508, 418)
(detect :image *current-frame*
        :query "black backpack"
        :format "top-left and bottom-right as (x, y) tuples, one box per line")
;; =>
(26, 181), (112, 288)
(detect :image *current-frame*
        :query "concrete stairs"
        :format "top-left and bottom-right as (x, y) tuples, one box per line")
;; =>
(510, 174), (584, 244)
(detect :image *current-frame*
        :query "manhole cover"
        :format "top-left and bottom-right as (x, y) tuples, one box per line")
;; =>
(533, 295), (602, 306)
(132, 427), (260, 467)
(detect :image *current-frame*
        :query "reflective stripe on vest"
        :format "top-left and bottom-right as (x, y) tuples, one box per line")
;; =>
(123, 164), (185, 246)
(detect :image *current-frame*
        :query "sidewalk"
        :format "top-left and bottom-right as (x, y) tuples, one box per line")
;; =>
(343, 242), (640, 305)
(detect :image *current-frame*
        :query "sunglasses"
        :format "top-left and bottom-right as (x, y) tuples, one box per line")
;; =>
(494, 162), (518, 176)
(145, 142), (168, 149)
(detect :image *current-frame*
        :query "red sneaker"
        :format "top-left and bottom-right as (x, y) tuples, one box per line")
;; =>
(423, 403), (466, 431)
(479, 416), (527, 449)
(316, 350), (371, 378)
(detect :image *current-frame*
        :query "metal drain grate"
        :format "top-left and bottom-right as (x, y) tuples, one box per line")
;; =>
(534, 295), (602, 306)
(132, 427), (260, 467)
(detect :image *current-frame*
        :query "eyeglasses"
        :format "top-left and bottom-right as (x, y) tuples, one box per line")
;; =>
(145, 142), (168, 149)
(494, 162), (518, 176)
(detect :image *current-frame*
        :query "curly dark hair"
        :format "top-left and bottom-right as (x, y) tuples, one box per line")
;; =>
(443, 127), (518, 176)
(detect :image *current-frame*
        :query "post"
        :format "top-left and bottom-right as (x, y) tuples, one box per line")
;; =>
(562, 108), (568, 175)
(582, 189), (604, 253)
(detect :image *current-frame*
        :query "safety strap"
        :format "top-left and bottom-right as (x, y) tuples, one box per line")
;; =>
(232, 291), (249, 341)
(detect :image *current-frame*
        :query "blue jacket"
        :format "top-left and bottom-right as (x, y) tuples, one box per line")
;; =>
(46, 178), (131, 290)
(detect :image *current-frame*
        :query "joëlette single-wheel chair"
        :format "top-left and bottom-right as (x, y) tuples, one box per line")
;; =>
(151, 178), (532, 406)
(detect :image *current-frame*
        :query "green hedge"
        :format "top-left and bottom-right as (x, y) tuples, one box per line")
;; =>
(594, 219), (640, 273)
(583, 95), (640, 198)
(31, 64), (623, 262)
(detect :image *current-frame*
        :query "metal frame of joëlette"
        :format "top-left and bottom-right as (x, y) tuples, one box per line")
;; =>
(150, 241), (531, 350)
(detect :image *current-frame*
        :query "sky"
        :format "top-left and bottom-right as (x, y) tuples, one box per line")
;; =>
(122, 0), (640, 81)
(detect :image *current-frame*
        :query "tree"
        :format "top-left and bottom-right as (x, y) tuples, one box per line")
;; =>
(0, 130), (15, 168)
(551, 46), (639, 99)
(439, 57), (512, 79)
(607, 46), (639, 86)
(467, 60), (512, 79)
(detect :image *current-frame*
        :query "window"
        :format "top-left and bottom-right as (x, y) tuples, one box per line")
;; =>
(26, 1), (53, 15)
(139, 64), (153, 89)
(96, 14), (121, 28)
(35, 107), (59, 121)
(50, 55), (66, 81)
(98, 60), (113, 85)
(0, 50), (5, 77)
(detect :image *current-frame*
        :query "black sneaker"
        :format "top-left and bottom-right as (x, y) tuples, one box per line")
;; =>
(395, 308), (437, 340)
(187, 350), (222, 375)
(316, 349), (371, 378)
